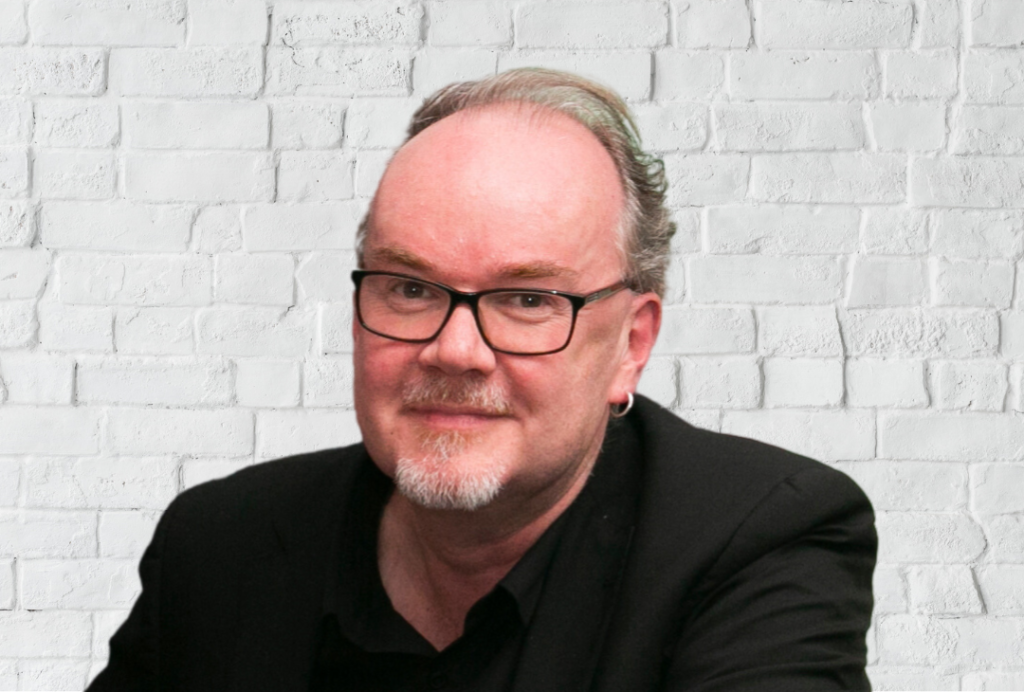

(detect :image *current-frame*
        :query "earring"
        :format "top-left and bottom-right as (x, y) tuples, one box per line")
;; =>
(609, 392), (634, 418)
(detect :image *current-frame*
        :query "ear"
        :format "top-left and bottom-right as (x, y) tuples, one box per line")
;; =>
(608, 292), (661, 405)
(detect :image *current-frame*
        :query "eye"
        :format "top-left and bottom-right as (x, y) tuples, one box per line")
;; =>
(399, 281), (427, 299)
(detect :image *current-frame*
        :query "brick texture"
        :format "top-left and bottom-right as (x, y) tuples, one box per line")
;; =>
(1, 2), (1021, 688)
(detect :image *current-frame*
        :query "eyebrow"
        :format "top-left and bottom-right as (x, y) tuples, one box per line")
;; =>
(364, 246), (434, 271)
(365, 247), (580, 282)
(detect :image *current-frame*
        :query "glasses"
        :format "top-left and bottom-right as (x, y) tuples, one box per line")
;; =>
(352, 270), (628, 356)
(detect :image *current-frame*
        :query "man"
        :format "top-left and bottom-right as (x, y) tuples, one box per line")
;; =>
(89, 69), (876, 691)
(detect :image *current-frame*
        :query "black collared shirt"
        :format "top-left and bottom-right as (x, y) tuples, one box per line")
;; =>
(309, 420), (640, 692)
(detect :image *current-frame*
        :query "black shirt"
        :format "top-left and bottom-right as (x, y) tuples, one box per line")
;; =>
(308, 420), (641, 692)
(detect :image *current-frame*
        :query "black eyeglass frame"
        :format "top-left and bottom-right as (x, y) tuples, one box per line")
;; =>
(351, 269), (629, 356)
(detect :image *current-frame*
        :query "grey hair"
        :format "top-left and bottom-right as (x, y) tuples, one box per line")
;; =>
(356, 68), (675, 297)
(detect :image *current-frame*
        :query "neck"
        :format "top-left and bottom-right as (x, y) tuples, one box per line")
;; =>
(377, 440), (602, 651)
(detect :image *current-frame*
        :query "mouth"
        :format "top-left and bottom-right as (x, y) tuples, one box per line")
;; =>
(404, 405), (510, 430)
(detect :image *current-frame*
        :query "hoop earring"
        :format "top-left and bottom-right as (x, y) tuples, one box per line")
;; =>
(610, 392), (634, 418)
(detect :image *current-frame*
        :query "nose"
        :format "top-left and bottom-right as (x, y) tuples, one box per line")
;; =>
(417, 303), (497, 376)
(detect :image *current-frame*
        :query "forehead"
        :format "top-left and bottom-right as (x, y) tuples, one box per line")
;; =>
(366, 105), (626, 286)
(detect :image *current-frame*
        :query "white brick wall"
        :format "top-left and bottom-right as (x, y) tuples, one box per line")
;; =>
(0, 1), (1022, 688)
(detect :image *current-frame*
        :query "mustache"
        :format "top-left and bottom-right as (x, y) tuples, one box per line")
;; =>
(401, 372), (513, 416)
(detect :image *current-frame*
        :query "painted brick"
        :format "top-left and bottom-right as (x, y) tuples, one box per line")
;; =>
(0, 406), (100, 455)
(109, 47), (263, 97)
(731, 51), (880, 100)
(758, 306), (843, 356)
(0, 611), (91, 657)
(663, 154), (748, 206)
(0, 201), (32, 246)
(765, 0), (912, 48)
(675, 0), (749, 48)
(880, 412), (1024, 461)
(266, 47), (411, 96)
(41, 201), (193, 252)
(962, 672), (1024, 690)
(0, 48), (106, 95)
(715, 102), (863, 152)
(707, 205), (857, 255)
(971, 464), (1024, 514)
(862, 208), (928, 255)
(304, 357), (355, 407)
(629, 102), (708, 152)
(0, 352), (73, 404)
(931, 361), (1007, 412)
(256, 409), (362, 459)
(278, 151), (355, 202)
(115, 307), (193, 355)
(188, 0), (268, 45)
(516, 3), (667, 49)
(722, 409), (876, 461)
(0, 510), (97, 558)
(1002, 311), (1024, 358)
(872, 565), (908, 614)
(930, 258), (1014, 308)
(834, 460), (965, 511)
(0, 300), (35, 348)
(0, 146), (28, 197)
(876, 512), (987, 563)
(272, 1), (421, 46)
(689, 256), (841, 304)
(296, 251), (357, 302)
(654, 51), (724, 100)
(37, 302), (113, 352)
(98, 511), (161, 558)
(976, 565), (1024, 614)
(235, 358), (300, 407)
(878, 614), (1024, 667)
(931, 209), (1024, 259)
(197, 306), (313, 356)
(412, 49), (498, 96)
(215, 253), (294, 305)
(355, 149), (392, 197)
(21, 659), (92, 690)
(636, 355), (677, 408)
(670, 208), (701, 254)
(751, 153), (905, 204)
(59, 254), (211, 306)
(93, 609), (132, 659)
(33, 149), (115, 199)
(107, 407), (254, 455)
(29, 0), (184, 45)
(884, 49), (958, 99)
(0, 459), (19, 506)
(846, 359), (928, 408)
(33, 99), (118, 147)
(0, 558), (11, 609)
(0, 98), (30, 144)
(841, 309), (998, 358)
(319, 301), (353, 354)
(908, 565), (983, 615)
(243, 203), (361, 251)
(429, 2), (510, 46)
(22, 559), (140, 609)
(345, 98), (426, 150)
(498, 51), (651, 101)
(678, 356), (760, 409)
(270, 100), (344, 149)
(125, 152), (274, 202)
(870, 101), (947, 152)
(193, 205), (242, 253)
(181, 458), (251, 489)
(0, 249), (49, 299)
(763, 358), (843, 408)
(919, 0), (960, 48)
(965, 50), (1024, 104)
(123, 101), (269, 149)
(984, 515), (1024, 563)
(655, 306), (755, 355)
(77, 357), (232, 406)
(25, 456), (177, 510)
(0, 1), (26, 45)
(972, 0), (1024, 46)
(847, 257), (926, 307)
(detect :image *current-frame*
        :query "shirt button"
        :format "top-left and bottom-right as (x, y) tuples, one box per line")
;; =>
(429, 671), (448, 689)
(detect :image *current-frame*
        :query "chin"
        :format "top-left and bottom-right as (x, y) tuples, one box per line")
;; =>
(393, 431), (508, 511)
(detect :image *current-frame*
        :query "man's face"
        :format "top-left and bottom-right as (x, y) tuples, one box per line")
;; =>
(353, 105), (659, 513)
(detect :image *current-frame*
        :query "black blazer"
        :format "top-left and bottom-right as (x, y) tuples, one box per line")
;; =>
(89, 396), (876, 691)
